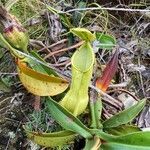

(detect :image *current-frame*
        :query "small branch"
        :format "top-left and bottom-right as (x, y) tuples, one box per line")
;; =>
(103, 107), (113, 119)
(0, 72), (17, 75)
(38, 39), (68, 52)
(108, 82), (128, 88)
(107, 89), (139, 101)
(49, 60), (71, 67)
(60, 7), (150, 14)
(30, 39), (51, 53)
(90, 85), (123, 108)
(44, 41), (84, 59)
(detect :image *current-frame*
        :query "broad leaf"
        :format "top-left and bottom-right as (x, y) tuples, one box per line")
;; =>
(92, 130), (150, 146)
(25, 129), (76, 148)
(101, 142), (150, 150)
(46, 97), (92, 138)
(104, 125), (141, 136)
(26, 50), (58, 76)
(96, 32), (116, 49)
(90, 96), (103, 129)
(103, 99), (146, 128)
(17, 60), (69, 96)
(111, 131), (150, 146)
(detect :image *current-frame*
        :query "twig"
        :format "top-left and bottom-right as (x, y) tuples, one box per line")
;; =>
(0, 72), (17, 75)
(0, 96), (13, 106)
(29, 39), (57, 63)
(5, 121), (22, 150)
(38, 39), (68, 52)
(60, 7), (150, 14)
(30, 39), (51, 53)
(90, 85), (123, 108)
(108, 82), (128, 88)
(5, 117), (20, 123)
(49, 60), (71, 67)
(138, 70), (146, 97)
(103, 107), (113, 119)
(44, 41), (84, 59)
(0, 106), (10, 113)
(102, 96), (121, 109)
(107, 89), (139, 101)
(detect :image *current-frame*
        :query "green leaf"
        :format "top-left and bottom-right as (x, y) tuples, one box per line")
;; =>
(90, 96), (103, 129)
(95, 32), (116, 49)
(71, 28), (96, 42)
(92, 130), (150, 146)
(101, 142), (150, 150)
(46, 97), (92, 138)
(112, 131), (150, 146)
(0, 40), (6, 49)
(25, 129), (76, 148)
(103, 99), (146, 128)
(46, 5), (60, 15)
(26, 51), (58, 76)
(104, 125), (141, 136)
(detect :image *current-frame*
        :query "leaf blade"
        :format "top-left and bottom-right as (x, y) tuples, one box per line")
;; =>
(103, 99), (146, 128)
(95, 32), (116, 49)
(25, 129), (76, 148)
(17, 60), (69, 96)
(104, 125), (141, 136)
(101, 142), (150, 150)
(92, 130), (150, 146)
(46, 97), (92, 138)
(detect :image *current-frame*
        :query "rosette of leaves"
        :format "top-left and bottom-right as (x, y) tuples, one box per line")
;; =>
(25, 28), (96, 147)
(22, 49), (148, 149)
(25, 29), (149, 149)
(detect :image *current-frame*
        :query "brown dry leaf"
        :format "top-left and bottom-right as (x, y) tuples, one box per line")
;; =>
(17, 60), (69, 96)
